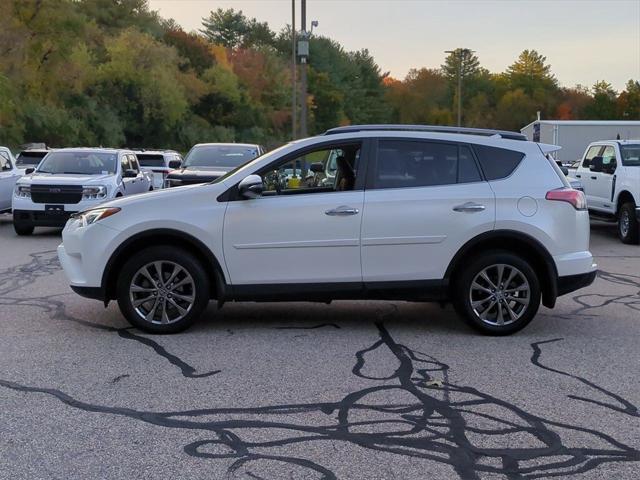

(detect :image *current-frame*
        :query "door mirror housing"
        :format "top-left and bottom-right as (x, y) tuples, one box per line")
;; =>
(25, 167), (35, 175)
(238, 174), (264, 199)
(309, 162), (324, 173)
(589, 156), (603, 172)
(168, 159), (181, 169)
(123, 169), (138, 178)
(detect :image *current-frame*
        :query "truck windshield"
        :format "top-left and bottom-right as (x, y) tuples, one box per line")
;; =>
(183, 145), (259, 168)
(620, 145), (640, 166)
(36, 151), (117, 175)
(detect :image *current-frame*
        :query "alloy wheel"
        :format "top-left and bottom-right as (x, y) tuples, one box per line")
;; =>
(129, 261), (195, 324)
(469, 263), (530, 326)
(620, 211), (630, 238)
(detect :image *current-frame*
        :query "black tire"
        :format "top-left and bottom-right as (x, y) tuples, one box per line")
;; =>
(116, 246), (210, 333)
(618, 202), (639, 245)
(454, 251), (541, 335)
(13, 222), (34, 236)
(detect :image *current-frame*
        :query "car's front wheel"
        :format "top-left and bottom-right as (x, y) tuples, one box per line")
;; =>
(618, 202), (639, 245)
(454, 251), (541, 335)
(13, 222), (34, 236)
(116, 246), (210, 333)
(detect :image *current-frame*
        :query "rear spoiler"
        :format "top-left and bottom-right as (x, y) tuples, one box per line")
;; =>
(538, 143), (562, 154)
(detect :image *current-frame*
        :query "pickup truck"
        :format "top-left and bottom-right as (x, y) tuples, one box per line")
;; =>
(570, 140), (640, 244)
(0, 147), (21, 213)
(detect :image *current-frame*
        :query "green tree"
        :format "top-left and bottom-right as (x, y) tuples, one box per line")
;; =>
(617, 80), (640, 119)
(507, 49), (557, 94)
(200, 8), (275, 49)
(584, 80), (618, 119)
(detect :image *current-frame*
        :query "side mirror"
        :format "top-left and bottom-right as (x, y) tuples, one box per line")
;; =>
(168, 159), (181, 169)
(310, 162), (324, 173)
(25, 167), (35, 175)
(589, 156), (603, 173)
(560, 166), (569, 176)
(238, 174), (264, 199)
(123, 169), (137, 178)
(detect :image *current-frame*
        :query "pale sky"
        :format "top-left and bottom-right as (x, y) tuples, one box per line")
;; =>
(149, 0), (640, 91)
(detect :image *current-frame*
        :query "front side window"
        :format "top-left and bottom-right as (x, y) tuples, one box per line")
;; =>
(183, 145), (260, 169)
(128, 155), (140, 172)
(259, 144), (361, 195)
(120, 155), (132, 173)
(582, 145), (602, 168)
(371, 140), (481, 189)
(36, 151), (117, 175)
(0, 151), (10, 171)
(601, 146), (617, 171)
(620, 144), (640, 166)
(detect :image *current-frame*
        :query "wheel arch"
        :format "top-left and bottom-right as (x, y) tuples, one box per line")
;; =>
(444, 230), (558, 308)
(102, 228), (224, 302)
(615, 190), (636, 214)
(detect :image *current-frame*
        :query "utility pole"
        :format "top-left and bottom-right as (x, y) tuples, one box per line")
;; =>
(291, 0), (296, 139)
(299, 0), (307, 138)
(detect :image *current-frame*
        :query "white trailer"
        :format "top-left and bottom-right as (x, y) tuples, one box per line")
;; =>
(520, 120), (640, 164)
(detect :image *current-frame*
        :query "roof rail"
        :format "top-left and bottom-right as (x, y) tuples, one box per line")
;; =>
(324, 124), (527, 141)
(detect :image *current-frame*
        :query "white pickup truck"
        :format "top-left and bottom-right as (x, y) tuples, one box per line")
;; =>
(0, 147), (21, 213)
(570, 140), (640, 244)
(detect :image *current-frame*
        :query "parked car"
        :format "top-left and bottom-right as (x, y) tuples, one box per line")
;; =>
(569, 140), (640, 244)
(58, 125), (596, 335)
(15, 149), (50, 174)
(13, 148), (153, 235)
(0, 147), (21, 213)
(134, 150), (182, 190)
(165, 143), (264, 187)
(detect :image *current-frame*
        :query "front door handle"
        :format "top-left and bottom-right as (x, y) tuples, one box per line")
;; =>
(325, 206), (359, 216)
(591, 176), (597, 180)
(575, 174), (581, 178)
(453, 202), (486, 213)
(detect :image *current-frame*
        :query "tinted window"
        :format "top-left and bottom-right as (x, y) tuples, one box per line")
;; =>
(183, 145), (260, 168)
(16, 151), (47, 167)
(473, 145), (525, 180)
(0, 151), (10, 170)
(620, 144), (640, 166)
(372, 140), (481, 189)
(137, 154), (165, 167)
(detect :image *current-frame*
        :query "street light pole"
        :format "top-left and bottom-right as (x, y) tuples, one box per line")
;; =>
(291, 0), (296, 139)
(300, 0), (307, 138)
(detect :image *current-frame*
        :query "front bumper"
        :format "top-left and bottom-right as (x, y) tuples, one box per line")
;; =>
(557, 270), (597, 296)
(13, 209), (76, 227)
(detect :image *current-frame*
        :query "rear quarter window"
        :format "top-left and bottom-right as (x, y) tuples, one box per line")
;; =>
(136, 154), (165, 167)
(473, 145), (525, 180)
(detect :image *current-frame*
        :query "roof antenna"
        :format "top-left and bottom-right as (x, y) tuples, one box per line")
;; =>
(616, 133), (621, 140)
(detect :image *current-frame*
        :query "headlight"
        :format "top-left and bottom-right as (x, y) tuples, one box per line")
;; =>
(70, 207), (121, 227)
(82, 185), (107, 200)
(14, 184), (31, 198)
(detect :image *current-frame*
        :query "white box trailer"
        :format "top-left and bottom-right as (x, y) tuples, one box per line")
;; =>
(520, 120), (640, 164)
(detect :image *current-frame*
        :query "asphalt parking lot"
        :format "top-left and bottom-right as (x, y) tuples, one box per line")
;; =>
(1, 215), (639, 480)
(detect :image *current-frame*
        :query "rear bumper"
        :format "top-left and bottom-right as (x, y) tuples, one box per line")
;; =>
(557, 270), (597, 296)
(13, 209), (76, 227)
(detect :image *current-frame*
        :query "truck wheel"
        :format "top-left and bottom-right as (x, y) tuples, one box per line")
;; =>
(14, 223), (34, 236)
(618, 203), (639, 245)
(116, 246), (210, 333)
(454, 251), (541, 335)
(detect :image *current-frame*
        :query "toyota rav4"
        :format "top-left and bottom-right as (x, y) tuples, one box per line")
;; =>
(58, 126), (597, 335)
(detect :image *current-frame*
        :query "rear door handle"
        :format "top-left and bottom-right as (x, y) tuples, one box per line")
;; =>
(591, 176), (597, 180)
(575, 174), (581, 178)
(453, 202), (486, 213)
(325, 206), (359, 216)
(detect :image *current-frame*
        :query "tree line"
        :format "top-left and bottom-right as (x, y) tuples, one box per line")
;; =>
(0, 0), (638, 151)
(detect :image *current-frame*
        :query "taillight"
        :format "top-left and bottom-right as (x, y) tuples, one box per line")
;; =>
(545, 188), (587, 210)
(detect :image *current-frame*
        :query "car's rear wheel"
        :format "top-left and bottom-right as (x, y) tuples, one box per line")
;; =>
(116, 247), (210, 333)
(13, 222), (34, 236)
(455, 251), (541, 335)
(618, 202), (639, 245)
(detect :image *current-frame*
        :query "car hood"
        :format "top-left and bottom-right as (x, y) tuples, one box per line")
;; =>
(99, 182), (218, 209)
(19, 173), (114, 185)
(167, 166), (234, 178)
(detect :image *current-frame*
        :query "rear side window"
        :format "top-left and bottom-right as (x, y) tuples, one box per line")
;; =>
(473, 145), (525, 180)
(137, 154), (165, 167)
(372, 140), (482, 189)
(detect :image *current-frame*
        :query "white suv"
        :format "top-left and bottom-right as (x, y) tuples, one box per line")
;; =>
(13, 148), (153, 235)
(58, 126), (597, 335)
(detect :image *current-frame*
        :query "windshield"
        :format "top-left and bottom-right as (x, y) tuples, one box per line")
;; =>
(183, 145), (259, 168)
(16, 152), (47, 167)
(620, 145), (640, 166)
(36, 151), (117, 175)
